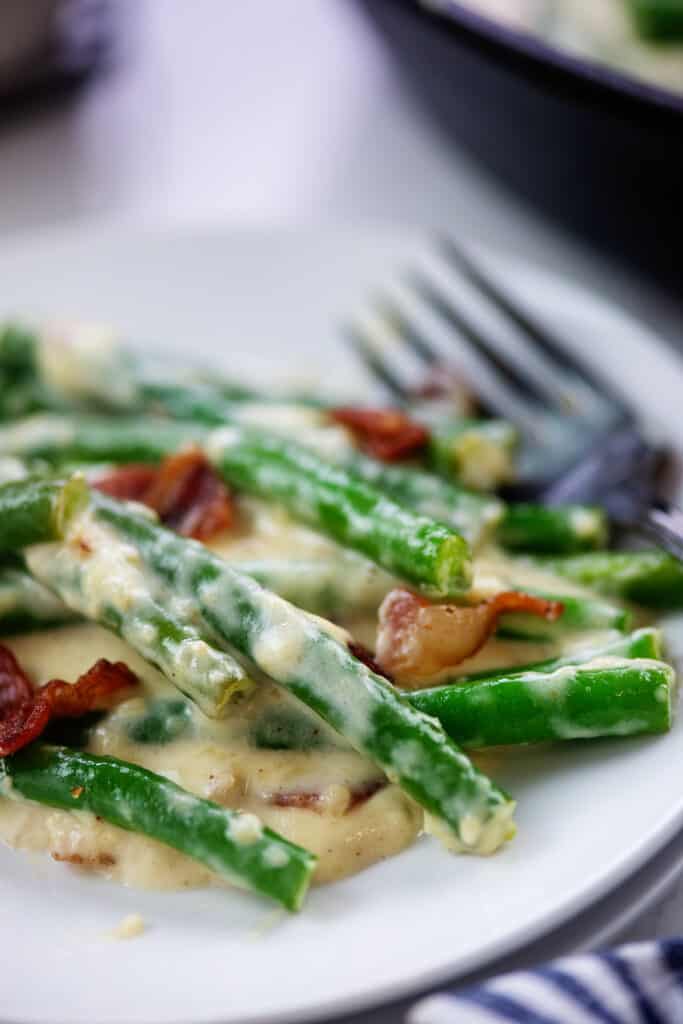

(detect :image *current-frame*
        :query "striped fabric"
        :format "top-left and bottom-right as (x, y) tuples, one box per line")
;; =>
(409, 941), (683, 1024)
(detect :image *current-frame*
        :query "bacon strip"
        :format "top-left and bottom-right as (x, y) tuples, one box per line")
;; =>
(268, 778), (386, 814)
(94, 464), (157, 501)
(269, 790), (321, 811)
(347, 778), (386, 811)
(0, 650), (138, 756)
(0, 646), (33, 715)
(52, 851), (116, 867)
(376, 588), (563, 687)
(140, 448), (234, 540)
(348, 641), (392, 681)
(93, 448), (235, 540)
(330, 406), (429, 462)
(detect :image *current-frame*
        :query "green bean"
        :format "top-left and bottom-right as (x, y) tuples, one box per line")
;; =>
(126, 698), (193, 745)
(628, 0), (683, 40)
(250, 628), (667, 751)
(336, 451), (504, 549)
(442, 626), (664, 685)
(0, 475), (87, 551)
(410, 658), (674, 748)
(206, 425), (473, 597)
(0, 414), (608, 560)
(498, 503), (608, 554)
(531, 550), (683, 610)
(25, 510), (256, 718)
(497, 591), (631, 641)
(251, 707), (332, 752)
(1, 744), (316, 910)
(0, 414), (203, 465)
(0, 419), (474, 597)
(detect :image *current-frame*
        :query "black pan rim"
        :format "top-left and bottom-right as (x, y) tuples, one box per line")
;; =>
(400, 0), (683, 119)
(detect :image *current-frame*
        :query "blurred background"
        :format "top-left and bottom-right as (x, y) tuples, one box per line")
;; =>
(0, 0), (680, 343)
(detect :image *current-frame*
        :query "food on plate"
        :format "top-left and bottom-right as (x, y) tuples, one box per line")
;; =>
(0, 320), (678, 912)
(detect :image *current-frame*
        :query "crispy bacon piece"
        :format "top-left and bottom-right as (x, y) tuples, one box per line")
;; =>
(93, 449), (235, 540)
(330, 406), (429, 462)
(94, 464), (157, 501)
(0, 646), (33, 715)
(38, 660), (138, 718)
(0, 701), (51, 756)
(347, 778), (386, 811)
(376, 588), (563, 688)
(52, 851), (116, 867)
(141, 448), (234, 540)
(348, 641), (392, 681)
(0, 651), (138, 756)
(269, 790), (321, 811)
(268, 778), (386, 814)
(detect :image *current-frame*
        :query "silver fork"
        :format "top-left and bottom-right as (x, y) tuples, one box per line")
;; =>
(344, 237), (683, 559)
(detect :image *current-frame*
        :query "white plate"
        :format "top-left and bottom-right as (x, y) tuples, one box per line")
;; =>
(1, 223), (683, 1024)
(340, 796), (683, 1024)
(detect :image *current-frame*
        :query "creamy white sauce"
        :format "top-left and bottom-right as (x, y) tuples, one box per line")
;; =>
(38, 321), (137, 409)
(252, 617), (307, 678)
(211, 497), (345, 562)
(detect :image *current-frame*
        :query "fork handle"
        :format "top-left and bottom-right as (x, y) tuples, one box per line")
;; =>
(636, 503), (683, 562)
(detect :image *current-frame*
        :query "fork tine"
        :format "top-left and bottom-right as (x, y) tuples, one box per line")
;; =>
(440, 237), (634, 421)
(342, 322), (411, 401)
(350, 292), (546, 431)
(405, 269), (555, 408)
(373, 293), (441, 368)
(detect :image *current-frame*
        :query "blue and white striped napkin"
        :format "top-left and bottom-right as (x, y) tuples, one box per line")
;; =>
(409, 940), (683, 1023)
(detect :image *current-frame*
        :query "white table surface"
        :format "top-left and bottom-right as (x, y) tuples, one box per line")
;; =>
(1, 2), (682, 1019)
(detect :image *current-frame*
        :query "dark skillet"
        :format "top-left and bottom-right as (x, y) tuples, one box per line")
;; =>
(358, 0), (683, 295)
